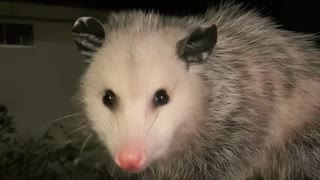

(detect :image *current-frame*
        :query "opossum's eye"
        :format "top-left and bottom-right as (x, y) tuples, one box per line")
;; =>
(153, 89), (169, 107)
(103, 90), (117, 109)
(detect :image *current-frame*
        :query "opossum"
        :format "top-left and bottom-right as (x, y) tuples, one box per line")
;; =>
(71, 3), (320, 180)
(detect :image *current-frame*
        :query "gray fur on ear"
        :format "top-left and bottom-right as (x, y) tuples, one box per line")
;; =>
(177, 24), (217, 66)
(72, 17), (106, 60)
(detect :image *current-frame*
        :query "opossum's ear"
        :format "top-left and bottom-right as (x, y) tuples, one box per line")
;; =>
(177, 24), (217, 66)
(72, 17), (105, 60)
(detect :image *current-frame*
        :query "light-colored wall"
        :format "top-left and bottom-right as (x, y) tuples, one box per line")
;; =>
(0, 2), (106, 138)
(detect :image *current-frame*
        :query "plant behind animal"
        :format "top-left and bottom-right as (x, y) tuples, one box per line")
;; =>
(72, 3), (320, 180)
(0, 104), (115, 180)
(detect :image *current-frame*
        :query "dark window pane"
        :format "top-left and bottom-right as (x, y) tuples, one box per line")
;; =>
(5, 23), (33, 45)
(19, 24), (33, 45)
(5, 24), (20, 45)
(0, 24), (3, 44)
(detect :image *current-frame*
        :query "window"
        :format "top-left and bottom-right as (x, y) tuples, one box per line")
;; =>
(0, 23), (34, 46)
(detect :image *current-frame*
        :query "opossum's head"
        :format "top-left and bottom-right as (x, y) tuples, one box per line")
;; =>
(72, 14), (217, 173)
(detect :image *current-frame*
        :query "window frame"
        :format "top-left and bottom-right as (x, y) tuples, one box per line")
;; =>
(0, 22), (34, 48)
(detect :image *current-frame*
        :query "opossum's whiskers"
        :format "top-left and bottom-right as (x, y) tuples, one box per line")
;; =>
(71, 132), (93, 180)
(114, 112), (120, 133)
(150, 166), (156, 178)
(146, 103), (201, 135)
(52, 113), (84, 124)
(100, 114), (114, 131)
(109, 165), (116, 177)
(146, 110), (160, 135)
(78, 132), (93, 156)
(67, 125), (88, 136)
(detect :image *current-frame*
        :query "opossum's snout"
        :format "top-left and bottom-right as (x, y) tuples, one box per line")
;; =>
(112, 90), (173, 172)
(115, 138), (148, 172)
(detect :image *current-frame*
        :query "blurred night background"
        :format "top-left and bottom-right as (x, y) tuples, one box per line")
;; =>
(0, 0), (319, 179)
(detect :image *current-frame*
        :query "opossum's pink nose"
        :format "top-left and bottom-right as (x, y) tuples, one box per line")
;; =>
(115, 142), (147, 172)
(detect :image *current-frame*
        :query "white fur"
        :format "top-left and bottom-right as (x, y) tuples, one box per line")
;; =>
(80, 29), (206, 166)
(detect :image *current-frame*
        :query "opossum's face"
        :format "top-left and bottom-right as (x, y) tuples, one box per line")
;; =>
(72, 16), (217, 173)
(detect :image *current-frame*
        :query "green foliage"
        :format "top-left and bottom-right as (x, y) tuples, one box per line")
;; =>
(0, 105), (117, 180)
